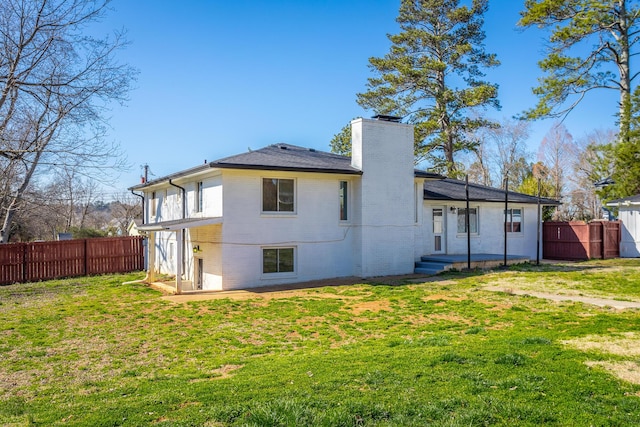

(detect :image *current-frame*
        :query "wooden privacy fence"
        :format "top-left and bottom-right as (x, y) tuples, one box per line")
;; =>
(0, 236), (144, 285)
(543, 221), (621, 260)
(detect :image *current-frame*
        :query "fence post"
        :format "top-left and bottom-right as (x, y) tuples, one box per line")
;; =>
(22, 243), (28, 284)
(84, 239), (88, 276)
(601, 222), (606, 260)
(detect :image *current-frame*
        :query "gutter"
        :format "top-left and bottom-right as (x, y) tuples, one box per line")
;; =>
(130, 190), (145, 225)
(168, 179), (187, 219)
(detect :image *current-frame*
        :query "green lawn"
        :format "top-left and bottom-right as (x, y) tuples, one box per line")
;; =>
(1, 259), (640, 426)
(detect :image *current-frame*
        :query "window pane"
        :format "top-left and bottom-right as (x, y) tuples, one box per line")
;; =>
(457, 208), (478, 233)
(504, 209), (522, 233)
(457, 209), (466, 233)
(340, 181), (348, 220)
(278, 179), (294, 212)
(512, 209), (522, 232)
(263, 179), (278, 211)
(263, 248), (294, 274)
(197, 181), (203, 212)
(433, 209), (443, 233)
(469, 208), (478, 233)
(263, 249), (278, 273)
(278, 248), (294, 272)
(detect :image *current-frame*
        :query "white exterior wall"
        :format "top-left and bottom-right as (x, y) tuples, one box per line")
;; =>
(351, 118), (416, 276)
(619, 208), (640, 257)
(189, 225), (223, 289)
(219, 169), (356, 289)
(144, 171), (224, 282)
(187, 174), (223, 218)
(155, 230), (178, 275)
(418, 201), (541, 260)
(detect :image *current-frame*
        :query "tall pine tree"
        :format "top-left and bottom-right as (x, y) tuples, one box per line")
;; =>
(357, 0), (500, 176)
(519, 0), (639, 139)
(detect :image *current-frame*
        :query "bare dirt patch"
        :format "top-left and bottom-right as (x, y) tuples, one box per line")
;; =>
(190, 364), (244, 382)
(351, 300), (392, 315)
(562, 333), (640, 357)
(430, 313), (474, 325)
(402, 313), (432, 326)
(585, 361), (640, 385)
(422, 294), (467, 302)
(563, 333), (640, 385)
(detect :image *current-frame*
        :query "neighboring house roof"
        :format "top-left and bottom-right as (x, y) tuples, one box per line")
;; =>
(424, 178), (560, 205)
(129, 143), (443, 190)
(594, 177), (614, 189)
(606, 194), (640, 207)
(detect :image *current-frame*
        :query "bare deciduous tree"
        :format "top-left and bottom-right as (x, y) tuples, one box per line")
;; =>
(0, 0), (135, 242)
(537, 122), (578, 219)
(464, 118), (532, 187)
(569, 129), (617, 220)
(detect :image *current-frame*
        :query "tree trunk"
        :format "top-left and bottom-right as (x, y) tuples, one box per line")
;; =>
(617, 0), (632, 141)
(0, 148), (44, 243)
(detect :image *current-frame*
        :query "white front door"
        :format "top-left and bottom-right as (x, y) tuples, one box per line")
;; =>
(432, 207), (445, 254)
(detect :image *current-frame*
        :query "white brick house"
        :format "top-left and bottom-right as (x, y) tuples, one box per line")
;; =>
(130, 117), (557, 292)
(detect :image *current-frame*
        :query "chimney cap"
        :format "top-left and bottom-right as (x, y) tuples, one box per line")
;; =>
(372, 114), (402, 123)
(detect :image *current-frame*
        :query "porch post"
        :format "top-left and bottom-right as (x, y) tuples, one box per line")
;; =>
(147, 231), (157, 282)
(175, 229), (183, 294)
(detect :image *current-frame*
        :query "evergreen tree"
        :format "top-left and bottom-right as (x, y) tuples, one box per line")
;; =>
(329, 122), (353, 156)
(357, 0), (500, 177)
(519, 0), (640, 139)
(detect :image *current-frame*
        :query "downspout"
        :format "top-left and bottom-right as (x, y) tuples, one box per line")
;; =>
(130, 190), (150, 281)
(130, 190), (145, 225)
(465, 175), (470, 270)
(168, 179), (187, 276)
(536, 178), (541, 266)
(504, 178), (509, 267)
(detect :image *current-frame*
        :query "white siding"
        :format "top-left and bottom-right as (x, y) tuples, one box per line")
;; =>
(188, 174), (223, 218)
(155, 230), (178, 275)
(189, 225), (223, 290)
(417, 202), (541, 260)
(350, 118), (416, 277)
(219, 170), (356, 289)
(619, 208), (640, 257)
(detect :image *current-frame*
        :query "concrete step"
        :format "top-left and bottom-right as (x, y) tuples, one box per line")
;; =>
(414, 260), (452, 275)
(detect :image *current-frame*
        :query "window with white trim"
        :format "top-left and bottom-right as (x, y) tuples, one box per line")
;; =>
(262, 178), (294, 212)
(150, 191), (157, 217)
(195, 181), (203, 213)
(262, 248), (294, 274)
(505, 208), (522, 233)
(339, 181), (348, 221)
(457, 207), (478, 234)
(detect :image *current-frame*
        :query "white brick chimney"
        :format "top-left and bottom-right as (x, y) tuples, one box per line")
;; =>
(350, 117), (415, 277)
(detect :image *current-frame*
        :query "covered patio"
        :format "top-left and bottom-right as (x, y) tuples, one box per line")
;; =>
(137, 216), (222, 294)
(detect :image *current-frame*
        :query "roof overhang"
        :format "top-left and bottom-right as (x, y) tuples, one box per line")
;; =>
(606, 200), (640, 207)
(211, 162), (363, 175)
(138, 217), (222, 232)
(414, 170), (445, 179)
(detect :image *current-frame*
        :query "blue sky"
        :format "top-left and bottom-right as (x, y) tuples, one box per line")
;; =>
(99, 0), (619, 195)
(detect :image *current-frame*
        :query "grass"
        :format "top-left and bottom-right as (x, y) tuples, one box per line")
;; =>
(1, 259), (640, 426)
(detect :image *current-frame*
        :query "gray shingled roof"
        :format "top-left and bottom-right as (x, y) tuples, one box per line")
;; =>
(607, 194), (640, 206)
(130, 143), (443, 190)
(424, 178), (560, 205)
(210, 143), (363, 174)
